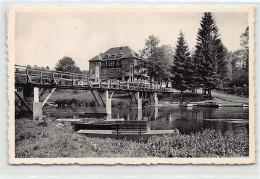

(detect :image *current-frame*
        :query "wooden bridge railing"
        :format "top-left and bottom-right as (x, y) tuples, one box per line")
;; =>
(15, 65), (90, 86)
(15, 65), (173, 92)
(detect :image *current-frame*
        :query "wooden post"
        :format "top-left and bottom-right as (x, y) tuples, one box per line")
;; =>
(26, 67), (29, 84)
(42, 88), (56, 107)
(40, 71), (43, 84)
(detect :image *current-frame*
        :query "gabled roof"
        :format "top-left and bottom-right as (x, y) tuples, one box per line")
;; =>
(89, 46), (140, 62)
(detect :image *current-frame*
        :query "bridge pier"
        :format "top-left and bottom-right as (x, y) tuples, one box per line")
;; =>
(23, 86), (43, 120)
(134, 91), (142, 110)
(102, 90), (112, 115)
(149, 92), (158, 106)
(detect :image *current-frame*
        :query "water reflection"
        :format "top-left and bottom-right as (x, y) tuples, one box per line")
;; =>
(44, 105), (249, 135)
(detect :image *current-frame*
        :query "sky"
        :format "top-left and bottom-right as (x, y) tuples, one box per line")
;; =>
(15, 9), (248, 71)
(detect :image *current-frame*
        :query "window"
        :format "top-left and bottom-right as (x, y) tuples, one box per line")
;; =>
(117, 52), (124, 58)
(109, 61), (115, 66)
(122, 59), (127, 65)
(109, 69), (114, 74)
(101, 69), (106, 76)
(101, 62), (106, 66)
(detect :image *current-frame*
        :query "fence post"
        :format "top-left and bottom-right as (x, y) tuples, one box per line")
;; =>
(26, 67), (29, 84)
(40, 71), (43, 84)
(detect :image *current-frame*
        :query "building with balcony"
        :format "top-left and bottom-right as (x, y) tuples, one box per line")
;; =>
(89, 46), (149, 83)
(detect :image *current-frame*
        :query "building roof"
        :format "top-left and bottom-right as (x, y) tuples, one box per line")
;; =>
(89, 46), (141, 62)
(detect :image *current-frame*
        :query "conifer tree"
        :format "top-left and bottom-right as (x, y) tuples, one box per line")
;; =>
(171, 32), (193, 101)
(193, 12), (227, 95)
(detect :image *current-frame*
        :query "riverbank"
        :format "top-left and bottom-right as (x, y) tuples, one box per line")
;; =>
(15, 118), (249, 158)
(158, 90), (249, 107)
(40, 89), (249, 108)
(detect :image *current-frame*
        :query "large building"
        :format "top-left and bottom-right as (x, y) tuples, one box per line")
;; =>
(89, 46), (149, 83)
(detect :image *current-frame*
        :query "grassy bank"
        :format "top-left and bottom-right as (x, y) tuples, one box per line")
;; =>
(41, 89), (132, 107)
(15, 119), (249, 158)
(161, 92), (213, 102)
(42, 89), (209, 105)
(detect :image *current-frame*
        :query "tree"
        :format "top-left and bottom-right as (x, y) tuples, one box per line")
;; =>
(156, 45), (174, 86)
(228, 49), (248, 87)
(193, 12), (227, 95)
(226, 27), (249, 87)
(139, 35), (173, 85)
(55, 56), (81, 73)
(139, 35), (161, 83)
(240, 27), (249, 75)
(171, 32), (194, 101)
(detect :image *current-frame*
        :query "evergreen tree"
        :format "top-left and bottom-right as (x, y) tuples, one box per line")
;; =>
(194, 12), (227, 95)
(171, 32), (193, 101)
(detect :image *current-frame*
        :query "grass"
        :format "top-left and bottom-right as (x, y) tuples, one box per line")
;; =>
(40, 89), (131, 107)
(15, 119), (148, 158)
(162, 92), (213, 102)
(211, 90), (249, 104)
(15, 118), (249, 158)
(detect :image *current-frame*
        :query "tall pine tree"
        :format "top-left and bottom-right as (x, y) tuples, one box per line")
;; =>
(171, 32), (194, 101)
(194, 12), (227, 95)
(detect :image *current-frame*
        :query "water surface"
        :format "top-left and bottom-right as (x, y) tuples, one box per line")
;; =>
(43, 104), (249, 135)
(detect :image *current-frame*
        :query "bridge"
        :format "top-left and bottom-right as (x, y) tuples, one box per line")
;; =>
(15, 65), (173, 120)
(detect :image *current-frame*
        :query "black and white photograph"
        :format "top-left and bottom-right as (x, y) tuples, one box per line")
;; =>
(8, 6), (254, 164)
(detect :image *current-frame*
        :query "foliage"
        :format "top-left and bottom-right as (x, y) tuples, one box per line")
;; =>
(15, 119), (249, 158)
(193, 12), (227, 94)
(228, 50), (248, 86)
(55, 56), (81, 74)
(171, 32), (194, 93)
(139, 35), (173, 83)
(157, 45), (174, 85)
(240, 26), (249, 81)
(226, 27), (249, 87)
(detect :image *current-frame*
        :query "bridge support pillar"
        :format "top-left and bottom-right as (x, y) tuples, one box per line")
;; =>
(33, 87), (43, 121)
(33, 102), (43, 121)
(154, 93), (158, 106)
(23, 86), (43, 120)
(149, 92), (158, 106)
(134, 92), (142, 110)
(101, 90), (112, 115)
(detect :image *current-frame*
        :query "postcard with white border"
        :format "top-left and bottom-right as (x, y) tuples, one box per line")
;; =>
(8, 5), (255, 164)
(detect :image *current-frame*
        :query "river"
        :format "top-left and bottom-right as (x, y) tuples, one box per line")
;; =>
(43, 104), (249, 135)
